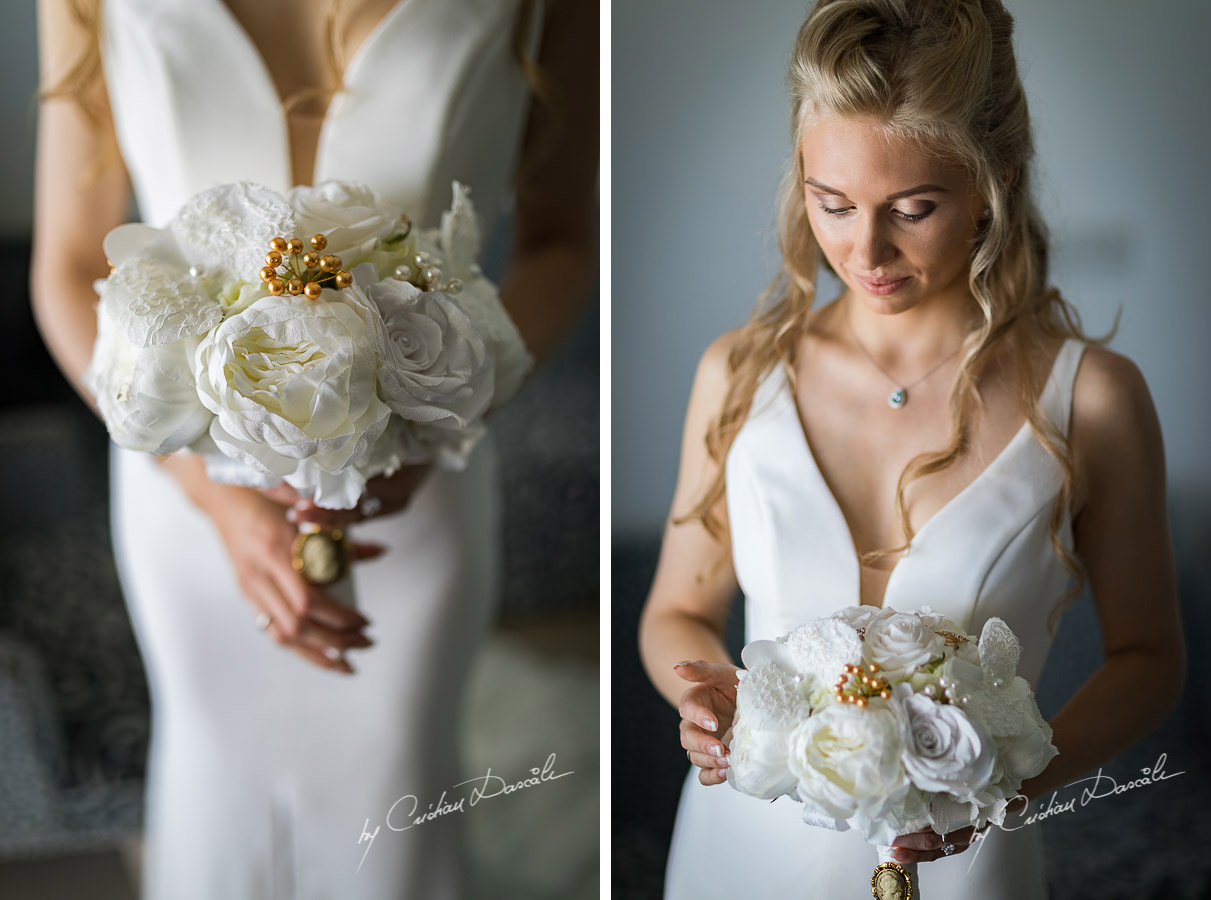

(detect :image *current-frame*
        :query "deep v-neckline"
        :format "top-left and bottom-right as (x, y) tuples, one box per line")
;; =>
(206, 0), (413, 186)
(780, 341), (1068, 610)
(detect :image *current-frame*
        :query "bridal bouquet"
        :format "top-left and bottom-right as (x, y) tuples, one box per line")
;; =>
(728, 605), (1057, 898)
(86, 179), (530, 504)
(85, 180), (531, 591)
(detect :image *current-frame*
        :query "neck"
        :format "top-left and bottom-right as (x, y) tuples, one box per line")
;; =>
(842, 287), (978, 371)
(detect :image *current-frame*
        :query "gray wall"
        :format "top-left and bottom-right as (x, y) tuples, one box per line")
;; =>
(3, 0), (38, 240)
(612, 0), (1211, 535)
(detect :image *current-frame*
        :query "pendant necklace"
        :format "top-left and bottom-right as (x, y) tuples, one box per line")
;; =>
(847, 322), (964, 410)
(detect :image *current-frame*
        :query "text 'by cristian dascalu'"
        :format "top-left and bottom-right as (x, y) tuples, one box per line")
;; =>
(966, 751), (1185, 869)
(355, 752), (573, 873)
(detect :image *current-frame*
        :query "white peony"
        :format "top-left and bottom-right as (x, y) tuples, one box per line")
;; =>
(288, 180), (404, 267)
(170, 182), (297, 281)
(193, 291), (391, 508)
(782, 617), (864, 701)
(728, 663), (811, 800)
(863, 611), (948, 681)
(85, 305), (212, 455)
(895, 683), (996, 799)
(788, 703), (908, 823)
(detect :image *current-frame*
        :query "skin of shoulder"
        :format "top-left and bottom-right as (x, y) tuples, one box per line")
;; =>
(1068, 344), (1182, 673)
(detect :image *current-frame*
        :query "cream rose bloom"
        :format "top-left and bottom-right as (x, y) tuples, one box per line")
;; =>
(193, 291), (391, 508)
(357, 269), (494, 428)
(863, 611), (948, 681)
(288, 181), (405, 267)
(895, 683), (996, 798)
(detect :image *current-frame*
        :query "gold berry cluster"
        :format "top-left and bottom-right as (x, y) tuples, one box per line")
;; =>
(833, 662), (891, 708)
(259, 233), (352, 300)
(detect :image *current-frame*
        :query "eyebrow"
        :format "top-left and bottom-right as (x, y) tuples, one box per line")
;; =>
(804, 178), (949, 202)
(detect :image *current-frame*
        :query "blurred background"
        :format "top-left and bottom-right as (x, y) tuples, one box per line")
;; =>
(613, 1), (1210, 898)
(0, 3), (599, 898)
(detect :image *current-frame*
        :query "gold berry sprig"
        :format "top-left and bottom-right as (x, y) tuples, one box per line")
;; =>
(833, 662), (892, 708)
(259, 233), (352, 300)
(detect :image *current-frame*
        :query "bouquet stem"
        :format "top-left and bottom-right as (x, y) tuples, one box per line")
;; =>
(873, 845), (917, 899)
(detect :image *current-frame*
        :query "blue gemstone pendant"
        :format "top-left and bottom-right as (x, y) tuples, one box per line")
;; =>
(888, 389), (906, 409)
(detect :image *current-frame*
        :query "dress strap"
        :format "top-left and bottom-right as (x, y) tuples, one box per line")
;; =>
(1038, 338), (1088, 437)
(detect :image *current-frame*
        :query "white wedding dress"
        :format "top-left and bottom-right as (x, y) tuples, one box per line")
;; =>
(99, 0), (535, 897)
(664, 339), (1089, 900)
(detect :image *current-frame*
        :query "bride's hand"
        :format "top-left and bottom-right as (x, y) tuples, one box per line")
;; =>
(889, 825), (982, 865)
(673, 660), (740, 786)
(257, 464), (432, 529)
(208, 485), (381, 674)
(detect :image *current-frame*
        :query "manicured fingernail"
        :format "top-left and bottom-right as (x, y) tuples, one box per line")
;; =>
(286, 508), (297, 523)
(702, 717), (717, 730)
(674, 660), (692, 667)
(710, 744), (723, 758)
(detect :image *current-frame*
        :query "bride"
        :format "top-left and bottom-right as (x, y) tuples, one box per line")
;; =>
(638, 1), (1184, 897)
(31, 0), (596, 897)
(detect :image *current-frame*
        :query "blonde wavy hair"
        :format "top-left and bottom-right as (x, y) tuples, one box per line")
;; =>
(684, 0), (1106, 628)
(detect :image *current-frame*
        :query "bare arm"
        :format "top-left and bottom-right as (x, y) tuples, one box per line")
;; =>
(1018, 347), (1185, 802)
(498, 0), (598, 366)
(638, 333), (746, 783)
(30, 0), (129, 407)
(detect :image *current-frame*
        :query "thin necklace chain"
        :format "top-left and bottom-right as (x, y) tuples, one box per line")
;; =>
(847, 320), (964, 393)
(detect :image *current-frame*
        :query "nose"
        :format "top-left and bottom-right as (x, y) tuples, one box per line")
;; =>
(852, 211), (895, 272)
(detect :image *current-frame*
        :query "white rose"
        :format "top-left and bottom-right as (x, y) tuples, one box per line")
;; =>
(359, 271), (494, 428)
(288, 180), (404, 267)
(788, 703), (907, 822)
(171, 182), (297, 281)
(863, 611), (947, 681)
(85, 305), (211, 454)
(895, 684), (996, 799)
(194, 291), (391, 509)
(832, 604), (889, 632)
(453, 275), (532, 407)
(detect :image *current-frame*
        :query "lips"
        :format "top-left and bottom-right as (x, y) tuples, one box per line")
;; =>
(853, 274), (910, 296)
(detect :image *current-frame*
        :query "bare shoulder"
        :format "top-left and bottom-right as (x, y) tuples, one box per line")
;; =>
(692, 329), (743, 397)
(1070, 345), (1166, 503)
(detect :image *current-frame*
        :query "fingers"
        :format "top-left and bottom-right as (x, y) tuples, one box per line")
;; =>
(257, 563), (374, 675)
(890, 826), (980, 864)
(673, 659), (741, 687)
(351, 541), (387, 561)
(257, 483), (302, 506)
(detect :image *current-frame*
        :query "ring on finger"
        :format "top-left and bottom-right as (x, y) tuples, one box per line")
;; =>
(359, 495), (383, 518)
(941, 833), (957, 857)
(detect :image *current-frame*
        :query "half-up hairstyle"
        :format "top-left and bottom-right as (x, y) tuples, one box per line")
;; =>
(682, 0), (1104, 630)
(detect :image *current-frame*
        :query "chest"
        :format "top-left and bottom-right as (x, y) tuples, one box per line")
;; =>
(790, 346), (1026, 564)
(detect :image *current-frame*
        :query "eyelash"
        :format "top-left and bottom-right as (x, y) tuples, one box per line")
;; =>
(817, 203), (934, 223)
